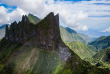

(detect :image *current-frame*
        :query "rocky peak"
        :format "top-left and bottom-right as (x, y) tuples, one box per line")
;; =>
(5, 15), (34, 43)
(4, 12), (61, 50)
(36, 12), (61, 50)
(22, 15), (29, 22)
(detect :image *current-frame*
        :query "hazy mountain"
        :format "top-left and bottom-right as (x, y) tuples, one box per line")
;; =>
(65, 41), (97, 59)
(89, 36), (110, 51)
(60, 26), (92, 44)
(0, 24), (7, 29)
(0, 24), (8, 39)
(0, 12), (109, 74)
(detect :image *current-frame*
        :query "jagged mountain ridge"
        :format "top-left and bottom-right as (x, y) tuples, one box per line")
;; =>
(0, 14), (92, 44)
(5, 12), (61, 50)
(0, 12), (109, 74)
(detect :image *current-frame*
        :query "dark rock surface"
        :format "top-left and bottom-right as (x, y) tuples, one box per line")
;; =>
(5, 12), (61, 50)
(5, 15), (34, 43)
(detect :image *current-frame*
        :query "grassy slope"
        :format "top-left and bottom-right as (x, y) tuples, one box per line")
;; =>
(60, 26), (91, 44)
(89, 36), (110, 51)
(0, 39), (109, 74)
(89, 47), (110, 69)
(0, 39), (22, 61)
(28, 13), (40, 25)
(65, 41), (97, 59)
(0, 13), (109, 74)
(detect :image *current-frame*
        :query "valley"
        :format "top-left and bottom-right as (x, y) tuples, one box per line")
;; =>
(0, 12), (109, 74)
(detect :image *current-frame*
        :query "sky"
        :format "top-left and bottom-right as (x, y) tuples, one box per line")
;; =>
(0, 0), (110, 37)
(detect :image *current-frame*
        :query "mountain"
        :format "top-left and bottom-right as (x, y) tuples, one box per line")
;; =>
(65, 27), (77, 34)
(0, 16), (92, 44)
(0, 24), (7, 29)
(0, 12), (109, 74)
(89, 36), (110, 51)
(28, 13), (40, 24)
(0, 13), (40, 39)
(0, 24), (8, 39)
(65, 41), (97, 59)
(90, 47), (110, 69)
(60, 26), (92, 44)
(0, 28), (5, 39)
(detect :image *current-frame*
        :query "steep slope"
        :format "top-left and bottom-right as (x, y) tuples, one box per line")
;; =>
(0, 13), (40, 39)
(0, 12), (109, 74)
(60, 26), (92, 44)
(89, 36), (110, 51)
(65, 41), (97, 59)
(90, 47), (110, 69)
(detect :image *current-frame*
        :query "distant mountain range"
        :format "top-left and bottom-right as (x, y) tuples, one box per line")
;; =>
(89, 36), (110, 51)
(0, 24), (7, 39)
(60, 26), (92, 44)
(0, 12), (109, 73)
(88, 35), (110, 69)
(0, 24), (7, 29)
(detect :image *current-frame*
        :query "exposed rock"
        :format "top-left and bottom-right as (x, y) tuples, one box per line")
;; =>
(5, 16), (34, 43)
(36, 12), (62, 50)
(5, 12), (61, 50)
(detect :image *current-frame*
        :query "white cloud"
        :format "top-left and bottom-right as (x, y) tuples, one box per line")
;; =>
(71, 23), (88, 31)
(0, 6), (9, 24)
(0, 6), (26, 25)
(0, 0), (110, 31)
(102, 27), (110, 32)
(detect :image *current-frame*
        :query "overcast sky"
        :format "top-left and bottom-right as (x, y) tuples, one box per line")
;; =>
(0, 0), (110, 37)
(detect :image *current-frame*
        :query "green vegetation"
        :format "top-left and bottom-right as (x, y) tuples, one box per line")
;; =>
(0, 38), (109, 74)
(65, 41), (97, 59)
(60, 26), (92, 44)
(28, 13), (40, 25)
(0, 38), (22, 62)
(0, 13), (109, 74)
(89, 36), (110, 51)
(28, 49), (62, 74)
(89, 47), (110, 69)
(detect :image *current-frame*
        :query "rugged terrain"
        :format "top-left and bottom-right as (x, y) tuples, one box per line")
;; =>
(60, 26), (92, 44)
(89, 36), (110, 51)
(65, 41), (97, 59)
(89, 47), (110, 69)
(0, 12), (109, 74)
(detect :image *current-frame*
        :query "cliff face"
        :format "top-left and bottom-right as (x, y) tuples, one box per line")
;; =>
(5, 12), (61, 50)
(1, 12), (110, 74)
(5, 15), (34, 43)
(36, 12), (61, 50)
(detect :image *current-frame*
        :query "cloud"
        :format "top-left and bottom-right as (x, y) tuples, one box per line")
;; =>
(0, 6), (26, 25)
(0, 0), (110, 31)
(102, 27), (110, 32)
(71, 23), (88, 31)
